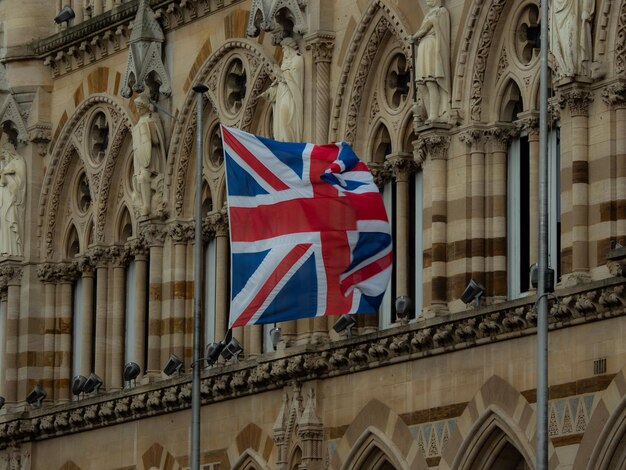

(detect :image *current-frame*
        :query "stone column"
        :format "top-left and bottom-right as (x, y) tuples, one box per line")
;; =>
(458, 129), (488, 291)
(143, 224), (165, 376)
(109, 247), (128, 391)
(129, 239), (148, 374)
(518, 112), (540, 268)
(486, 126), (514, 300)
(602, 82), (626, 252)
(414, 130), (451, 317)
(385, 152), (416, 307)
(305, 34), (335, 143)
(211, 212), (230, 342)
(169, 223), (189, 362)
(1, 266), (22, 403)
(560, 85), (593, 284)
(92, 248), (109, 385)
(37, 264), (57, 400)
(56, 263), (77, 402)
(0, 291), (6, 401)
(78, 259), (95, 378)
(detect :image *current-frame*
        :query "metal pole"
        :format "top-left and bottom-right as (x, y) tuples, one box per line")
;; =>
(536, 0), (550, 468)
(191, 84), (208, 470)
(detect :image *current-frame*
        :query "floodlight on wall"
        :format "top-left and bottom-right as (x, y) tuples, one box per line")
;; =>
(220, 337), (243, 362)
(530, 264), (555, 293)
(54, 5), (75, 27)
(26, 385), (46, 408)
(0, 396), (5, 410)
(269, 325), (281, 350)
(205, 342), (225, 366)
(123, 362), (141, 384)
(71, 375), (87, 397)
(83, 373), (103, 394)
(163, 353), (183, 377)
(395, 296), (412, 321)
(460, 280), (485, 308)
(333, 314), (357, 338)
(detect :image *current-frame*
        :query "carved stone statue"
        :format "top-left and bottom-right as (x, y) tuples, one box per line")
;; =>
(550, 0), (595, 77)
(261, 37), (304, 142)
(131, 93), (165, 217)
(0, 143), (26, 257)
(411, 0), (451, 124)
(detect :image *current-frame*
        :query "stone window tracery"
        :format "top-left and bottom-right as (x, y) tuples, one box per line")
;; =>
(205, 122), (224, 169)
(76, 171), (92, 214)
(223, 57), (247, 116)
(514, 3), (540, 66)
(88, 110), (110, 164)
(384, 53), (410, 110)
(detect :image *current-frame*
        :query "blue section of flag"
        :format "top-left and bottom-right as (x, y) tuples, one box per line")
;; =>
(255, 136), (306, 179)
(231, 250), (271, 298)
(225, 151), (269, 196)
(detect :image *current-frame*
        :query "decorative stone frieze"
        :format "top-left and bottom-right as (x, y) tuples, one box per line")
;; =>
(0, 278), (623, 449)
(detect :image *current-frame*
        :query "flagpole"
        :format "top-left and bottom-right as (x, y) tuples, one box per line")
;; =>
(536, 0), (550, 467)
(191, 83), (208, 470)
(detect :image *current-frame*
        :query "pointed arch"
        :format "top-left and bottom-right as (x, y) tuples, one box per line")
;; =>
(167, 39), (273, 217)
(330, 1), (414, 145)
(115, 205), (134, 243)
(64, 223), (80, 259)
(331, 399), (428, 470)
(495, 77), (524, 122)
(439, 375), (560, 469)
(369, 120), (393, 164)
(40, 95), (133, 259)
(225, 423), (274, 470)
(58, 461), (82, 470)
(573, 366), (626, 470)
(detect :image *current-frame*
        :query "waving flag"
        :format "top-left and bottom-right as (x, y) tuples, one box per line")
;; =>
(222, 125), (392, 327)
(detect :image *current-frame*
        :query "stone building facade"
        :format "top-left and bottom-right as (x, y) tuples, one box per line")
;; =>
(0, 0), (625, 468)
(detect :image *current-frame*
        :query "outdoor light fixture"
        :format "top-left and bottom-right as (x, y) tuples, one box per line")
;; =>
(269, 325), (281, 350)
(530, 264), (555, 292)
(163, 353), (183, 376)
(83, 373), (103, 394)
(460, 279), (485, 308)
(26, 385), (46, 408)
(0, 396), (5, 410)
(123, 362), (141, 383)
(205, 342), (225, 366)
(333, 314), (357, 338)
(71, 375), (87, 397)
(54, 5), (76, 27)
(220, 337), (244, 362)
(395, 295), (412, 320)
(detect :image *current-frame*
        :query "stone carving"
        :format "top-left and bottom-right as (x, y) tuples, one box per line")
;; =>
(550, 0), (595, 77)
(411, 0), (451, 124)
(121, 0), (172, 99)
(131, 93), (166, 217)
(0, 95), (29, 144)
(0, 143), (26, 257)
(260, 37), (304, 142)
(246, 0), (308, 44)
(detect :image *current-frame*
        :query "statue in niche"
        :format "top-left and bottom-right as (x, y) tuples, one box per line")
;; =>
(550, 0), (595, 77)
(260, 37), (304, 142)
(0, 142), (26, 257)
(411, 0), (451, 125)
(131, 92), (165, 217)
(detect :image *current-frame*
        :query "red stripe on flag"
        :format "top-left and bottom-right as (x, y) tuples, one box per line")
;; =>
(339, 251), (393, 295)
(232, 243), (312, 327)
(222, 127), (290, 191)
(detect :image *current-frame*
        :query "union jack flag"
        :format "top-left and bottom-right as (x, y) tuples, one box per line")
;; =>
(222, 125), (392, 328)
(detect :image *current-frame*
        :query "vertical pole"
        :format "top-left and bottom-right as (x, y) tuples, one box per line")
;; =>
(537, 0), (550, 468)
(191, 84), (208, 470)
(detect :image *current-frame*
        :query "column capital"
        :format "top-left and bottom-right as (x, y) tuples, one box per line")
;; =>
(457, 127), (488, 152)
(0, 263), (23, 286)
(384, 152), (416, 182)
(368, 162), (392, 190)
(515, 110), (539, 138)
(108, 245), (131, 268)
(558, 85), (594, 117)
(57, 262), (80, 283)
(485, 124), (516, 152)
(413, 132), (451, 164)
(205, 210), (230, 237)
(139, 222), (167, 247)
(127, 236), (149, 258)
(602, 80), (626, 108)
(305, 33), (335, 63)
(168, 221), (194, 244)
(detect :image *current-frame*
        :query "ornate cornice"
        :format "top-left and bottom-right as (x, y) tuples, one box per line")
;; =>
(0, 278), (623, 448)
(36, 0), (247, 78)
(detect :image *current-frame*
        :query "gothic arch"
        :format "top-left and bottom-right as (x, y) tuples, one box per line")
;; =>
(40, 95), (133, 259)
(331, 1), (414, 146)
(115, 205), (134, 243)
(225, 423), (274, 469)
(63, 222), (80, 260)
(439, 375), (560, 469)
(495, 76), (524, 122)
(141, 442), (181, 470)
(331, 399), (428, 470)
(573, 366), (626, 470)
(167, 39), (274, 218)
